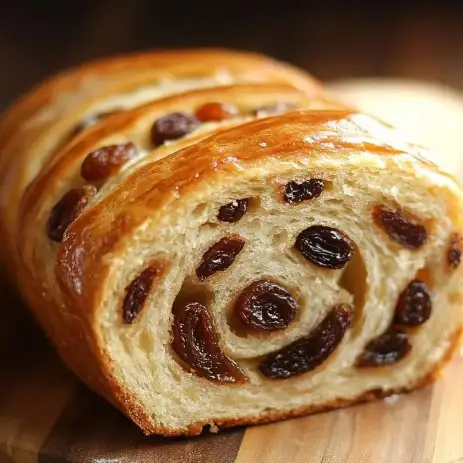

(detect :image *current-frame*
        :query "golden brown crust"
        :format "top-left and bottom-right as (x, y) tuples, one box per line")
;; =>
(47, 108), (461, 435)
(0, 48), (321, 147)
(0, 50), (334, 436)
(0, 48), (323, 168)
(56, 109), (445, 312)
(0, 48), (326, 273)
(1, 48), (462, 437)
(19, 84), (339, 248)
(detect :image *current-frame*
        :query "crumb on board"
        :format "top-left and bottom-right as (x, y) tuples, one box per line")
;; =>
(209, 423), (219, 433)
(384, 394), (401, 405)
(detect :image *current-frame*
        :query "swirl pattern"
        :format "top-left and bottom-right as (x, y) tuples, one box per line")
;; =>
(0, 49), (462, 436)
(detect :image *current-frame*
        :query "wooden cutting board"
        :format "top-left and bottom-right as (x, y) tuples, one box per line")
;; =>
(1, 304), (463, 463)
(2, 80), (463, 463)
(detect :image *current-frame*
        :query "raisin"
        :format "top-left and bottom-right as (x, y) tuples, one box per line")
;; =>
(356, 329), (411, 367)
(70, 110), (121, 138)
(373, 205), (427, 250)
(46, 185), (97, 242)
(123, 267), (158, 323)
(259, 305), (352, 379)
(448, 233), (463, 269)
(195, 102), (238, 122)
(254, 102), (299, 117)
(394, 280), (431, 326)
(217, 199), (248, 222)
(151, 112), (200, 146)
(196, 237), (244, 281)
(234, 280), (298, 331)
(172, 299), (246, 382)
(283, 179), (325, 204)
(295, 225), (354, 269)
(81, 142), (137, 182)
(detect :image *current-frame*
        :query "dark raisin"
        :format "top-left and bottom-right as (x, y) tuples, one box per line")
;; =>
(217, 199), (249, 222)
(373, 205), (427, 250)
(295, 225), (354, 269)
(81, 142), (137, 182)
(394, 280), (432, 326)
(259, 305), (352, 379)
(283, 179), (325, 204)
(195, 102), (238, 122)
(448, 233), (463, 269)
(46, 185), (97, 242)
(172, 299), (247, 383)
(123, 267), (158, 323)
(70, 110), (121, 138)
(151, 112), (200, 146)
(254, 102), (299, 118)
(196, 237), (244, 281)
(356, 329), (411, 367)
(234, 280), (298, 331)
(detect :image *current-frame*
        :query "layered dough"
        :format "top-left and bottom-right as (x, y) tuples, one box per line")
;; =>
(0, 48), (326, 269)
(0, 49), (462, 436)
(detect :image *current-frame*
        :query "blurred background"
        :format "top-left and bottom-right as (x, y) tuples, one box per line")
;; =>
(2, 0), (463, 179)
(1, 0), (463, 111)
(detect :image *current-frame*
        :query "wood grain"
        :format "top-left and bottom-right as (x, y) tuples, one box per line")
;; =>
(235, 385), (436, 463)
(1, 5), (463, 459)
(39, 384), (244, 463)
(2, 81), (463, 461)
(0, 270), (461, 463)
(1, 318), (462, 463)
(430, 355), (463, 463)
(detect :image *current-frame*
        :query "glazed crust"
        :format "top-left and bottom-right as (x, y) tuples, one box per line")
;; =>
(1, 49), (462, 436)
(0, 48), (326, 272)
(0, 48), (321, 147)
(52, 110), (463, 434)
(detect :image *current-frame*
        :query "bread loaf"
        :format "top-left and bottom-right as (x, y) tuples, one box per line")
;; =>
(1, 49), (462, 435)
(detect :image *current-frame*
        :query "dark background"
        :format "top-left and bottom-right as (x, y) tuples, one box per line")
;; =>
(1, 0), (463, 111)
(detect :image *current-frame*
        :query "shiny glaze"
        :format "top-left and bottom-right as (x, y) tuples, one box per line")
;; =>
(19, 85), (329, 268)
(0, 49), (324, 269)
(0, 49), (461, 436)
(56, 109), (444, 307)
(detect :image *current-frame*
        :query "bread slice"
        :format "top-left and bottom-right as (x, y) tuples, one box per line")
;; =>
(0, 49), (462, 435)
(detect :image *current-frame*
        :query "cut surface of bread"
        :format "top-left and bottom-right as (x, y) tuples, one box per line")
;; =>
(0, 49), (462, 436)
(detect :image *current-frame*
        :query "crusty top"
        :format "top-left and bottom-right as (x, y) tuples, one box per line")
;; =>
(0, 48), (326, 273)
(55, 109), (459, 319)
(1, 49), (463, 436)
